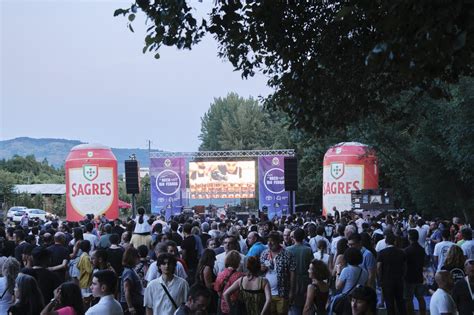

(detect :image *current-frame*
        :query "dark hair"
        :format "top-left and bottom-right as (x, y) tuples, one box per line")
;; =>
(267, 231), (281, 244)
(336, 238), (348, 256)
(122, 246), (139, 267)
(246, 256), (261, 276)
(344, 247), (363, 266)
(80, 240), (91, 253)
(310, 259), (330, 281)
(188, 283), (211, 301)
(137, 245), (149, 258)
(408, 229), (419, 242)
(85, 223), (94, 233)
(183, 223), (193, 234)
(293, 228), (305, 242)
(170, 221), (179, 232)
(93, 270), (117, 293)
(73, 227), (84, 242)
(93, 249), (108, 264)
(442, 228), (450, 239)
(138, 207), (145, 224)
(58, 282), (84, 315)
(385, 233), (396, 245)
(348, 233), (361, 244)
(32, 247), (51, 267)
(156, 253), (177, 274)
(417, 219), (424, 227)
(109, 233), (120, 245)
(461, 228), (473, 240)
(196, 249), (216, 283)
(350, 285), (377, 313)
(15, 273), (44, 314)
(14, 230), (25, 241)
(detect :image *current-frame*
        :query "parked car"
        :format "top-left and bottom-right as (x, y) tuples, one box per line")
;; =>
(7, 206), (27, 220)
(12, 208), (48, 222)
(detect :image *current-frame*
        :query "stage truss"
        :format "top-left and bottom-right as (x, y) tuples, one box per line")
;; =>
(149, 149), (295, 160)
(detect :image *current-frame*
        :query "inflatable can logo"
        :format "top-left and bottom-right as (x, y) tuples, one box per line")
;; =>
(65, 144), (118, 221)
(322, 142), (378, 216)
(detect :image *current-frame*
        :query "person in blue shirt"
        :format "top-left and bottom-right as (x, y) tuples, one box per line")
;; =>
(246, 232), (267, 258)
(348, 233), (376, 289)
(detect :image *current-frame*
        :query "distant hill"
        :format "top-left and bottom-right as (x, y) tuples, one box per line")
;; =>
(0, 137), (154, 173)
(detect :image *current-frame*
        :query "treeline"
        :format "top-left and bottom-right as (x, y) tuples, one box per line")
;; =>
(199, 86), (474, 224)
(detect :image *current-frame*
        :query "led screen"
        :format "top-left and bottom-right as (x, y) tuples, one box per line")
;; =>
(189, 161), (255, 199)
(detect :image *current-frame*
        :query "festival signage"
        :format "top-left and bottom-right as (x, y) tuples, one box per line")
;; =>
(322, 142), (378, 216)
(258, 156), (290, 219)
(65, 144), (118, 221)
(150, 157), (186, 219)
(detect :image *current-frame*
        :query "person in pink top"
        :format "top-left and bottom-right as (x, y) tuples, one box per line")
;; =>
(214, 250), (244, 315)
(40, 282), (84, 315)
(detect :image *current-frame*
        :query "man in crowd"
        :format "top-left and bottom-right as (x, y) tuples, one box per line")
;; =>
(145, 253), (189, 315)
(460, 228), (474, 260)
(246, 231), (266, 258)
(377, 232), (407, 315)
(430, 270), (457, 315)
(404, 229), (427, 315)
(261, 231), (296, 315)
(287, 228), (313, 315)
(181, 223), (199, 285)
(47, 231), (70, 282)
(434, 228), (455, 271)
(452, 259), (474, 315)
(87, 270), (123, 315)
(348, 233), (376, 289)
(174, 284), (211, 315)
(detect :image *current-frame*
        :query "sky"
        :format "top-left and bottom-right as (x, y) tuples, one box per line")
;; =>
(0, 0), (272, 152)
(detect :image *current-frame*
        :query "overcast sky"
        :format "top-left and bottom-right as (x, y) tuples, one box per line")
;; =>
(0, 0), (271, 151)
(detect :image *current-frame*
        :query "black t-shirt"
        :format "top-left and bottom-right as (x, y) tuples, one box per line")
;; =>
(441, 265), (465, 283)
(377, 246), (407, 284)
(47, 244), (70, 282)
(404, 243), (425, 284)
(0, 240), (15, 257)
(200, 233), (211, 248)
(107, 246), (125, 276)
(21, 267), (61, 302)
(171, 232), (183, 247)
(181, 235), (198, 269)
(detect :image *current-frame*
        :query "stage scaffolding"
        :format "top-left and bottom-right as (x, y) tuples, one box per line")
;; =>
(149, 149), (295, 159)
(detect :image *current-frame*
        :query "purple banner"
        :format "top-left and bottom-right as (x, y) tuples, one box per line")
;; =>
(258, 156), (290, 219)
(150, 157), (186, 219)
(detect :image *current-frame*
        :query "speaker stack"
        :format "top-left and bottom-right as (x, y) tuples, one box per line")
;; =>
(125, 160), (140, 194)
(284, 157), (298, 191)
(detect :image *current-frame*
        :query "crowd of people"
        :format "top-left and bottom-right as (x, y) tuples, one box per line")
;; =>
(0, 206), (472, 315)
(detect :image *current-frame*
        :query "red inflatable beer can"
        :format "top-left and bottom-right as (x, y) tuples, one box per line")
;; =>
(322, 142), (378, 216)
(65, 144), (118, 221)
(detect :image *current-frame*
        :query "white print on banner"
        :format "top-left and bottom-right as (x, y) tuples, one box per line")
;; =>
(69, 166), (114, 216)
(323, 164), (364, 212)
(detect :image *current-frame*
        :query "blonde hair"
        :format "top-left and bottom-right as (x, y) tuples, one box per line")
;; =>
(2, 257), (20, 295)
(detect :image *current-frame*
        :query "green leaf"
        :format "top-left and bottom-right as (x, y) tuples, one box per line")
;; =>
(128, 14), (136, 22)
(128, 24), (134, 33)
(113, 8), (129, 17)
(154, 52), (160, 59)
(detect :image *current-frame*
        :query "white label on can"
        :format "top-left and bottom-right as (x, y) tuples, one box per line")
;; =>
(323, 164), (364, 214)
(68, 166), (114, 216)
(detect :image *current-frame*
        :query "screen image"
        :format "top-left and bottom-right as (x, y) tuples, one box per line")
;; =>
(189, 161), (256, 199)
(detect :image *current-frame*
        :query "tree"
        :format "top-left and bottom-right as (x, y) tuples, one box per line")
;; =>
(199, 93), (277, 151)
(116, 1), (474, 134)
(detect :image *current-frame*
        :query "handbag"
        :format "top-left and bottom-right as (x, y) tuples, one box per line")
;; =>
(327, 267), (362, 315)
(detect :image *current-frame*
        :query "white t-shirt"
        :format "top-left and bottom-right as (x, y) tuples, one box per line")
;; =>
(434, 241), (455, 271)
(461, 240), (474, 260)
(415, 226), (429, 248)
(0, 277), (13, 315)
(313, 252), (330, 266)
(355, 218), (365, 233)
(265, 267), (278, 296)
(134, 215), (152, 233)
(331, 236), (343, 257)
(375, 239), (387, 252)
(83, 233), (98, 251)
(429, 288), (458, 315)
(144, 276), (189, 315)
(85, 295), (123, 315)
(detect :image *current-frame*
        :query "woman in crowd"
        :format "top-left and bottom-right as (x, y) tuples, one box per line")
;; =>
(214, 250), (244, 315)
(332, 238), (348, 278)
(8, 273), (44, 315)
(134, 245), (150, 289)
(314, 240), (330, 266)
(223, 256), (271, 315)
(336, 248), (368, 293)
(121, 246), (144, 315)
(196, 249), (217, 314)
(303, 259), (330, 315)
(130, 207), (152, 249)
(441, 245), (466, 282)
(0, 257), (20, 314)
(40, 282), (84, 315)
